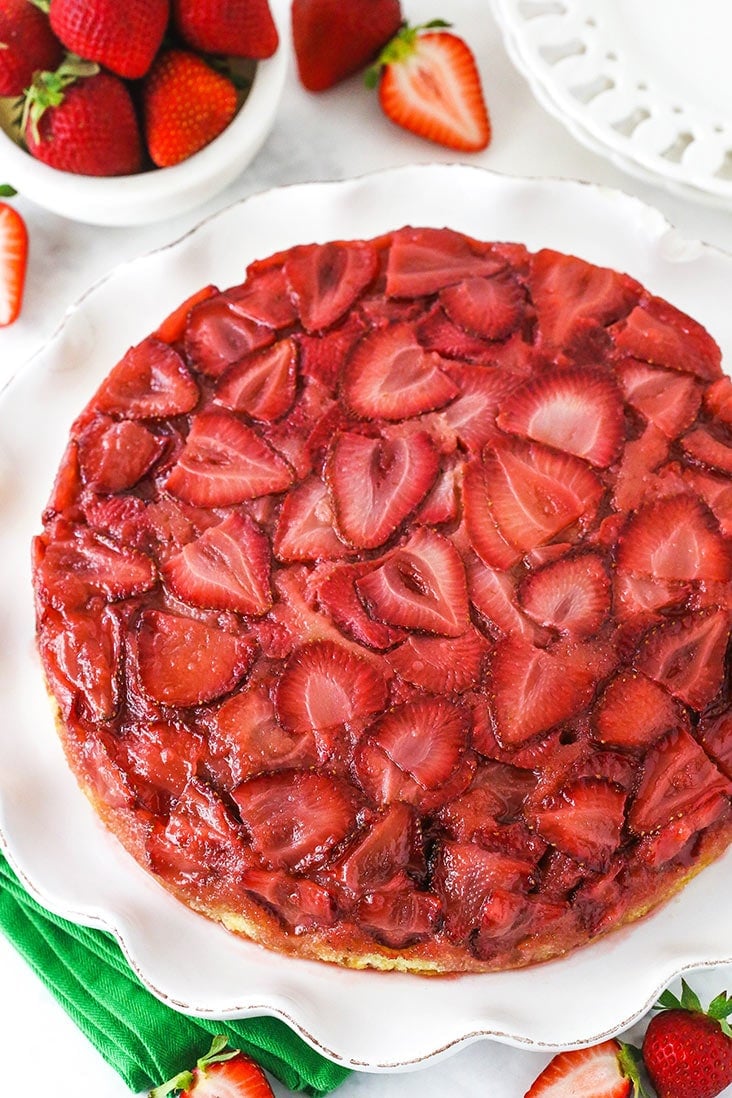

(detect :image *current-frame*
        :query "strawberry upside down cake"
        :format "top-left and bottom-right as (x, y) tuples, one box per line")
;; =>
(33, 226), (732, 973)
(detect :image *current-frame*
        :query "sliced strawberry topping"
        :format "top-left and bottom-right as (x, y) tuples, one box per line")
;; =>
(273, 475), (350, 562)
(148, 779), (249, 887)
(635, 608), (730, 709)
(184, 293), (275, 378)
(94, 337), (199, 419)
(118, 721), (202, 802)
(682, 426), (732, 474)
(613, 570), (689, 625)
(342, 323), (458, 420)
(681, 467), (732, 537)
(284, 240), (378, 332)
(480, 441), (604, 553)
(439, 272), (525, 341)
(627, 726), (732, 834)
(135, 609), (255, 706)
(275, 640), (388, 734)
(333, 802), (424, 893)
(241, 868), (336, 930)
(325, 428), (438, 549)
(232, 769), (359, 871)
(465, 553), (536, 641)
(617, 359), (701, 438)
(298, 310), (367, 390)
(528, 778), (626, 869)
(413, 461), (459, 525)
(385, 628), (489, 694)
(637, 793), (729, 868)
(166, 410), (294, 506)
(436, 362), (520, 452)
(39, 606), (121, 721)
(592, 670), (687, 750)
(36, 525), (156, 608)
(308, 560), (405, 650)
(362, 697), (469, 789)
(518, 553), (610, 637)
(612, 296), (722, 380)
(355, 886), (442, 948)
(489, 638), (611, 746)
(354, 734), (475, 811)
(162, 512), (272, 616)
(153, 284), (217, 345)
(213, 338), (297, 422)
(703, 375), (732, 425)
(228, 263), (298, 329)
(386, 226), (505, 298)
(497, 368), (624, 468)
(617, 494), (730, 582)
(436, 763), (537, 840)
(355, 527), (469, 637)
(77, 418), (165, 493)
(431, 840), (533, 942)
(697, 712), (732, 780)
(416, 305), (500, 364)
(461, 460), (522, 570)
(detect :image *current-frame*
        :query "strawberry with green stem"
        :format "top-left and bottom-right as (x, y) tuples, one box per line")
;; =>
(0, 0), (62, 97)
(642, 979), (732, 1098)
(150, 1035), (275, 1098)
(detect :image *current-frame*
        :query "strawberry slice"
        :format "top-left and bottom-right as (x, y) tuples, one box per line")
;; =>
(525, 1040), (639, 1098)
(635, 608), (730, 709)
(356, 885), (442, 948)
(213, 337), (297, 421)
(682, 426), (732, 474)
(431, 840), (533, 942)
(698, 712), (732, 780)
(162, 512), (272, 616)
(440, 272), (525, 341)
(0, 201), (27, 326)
(135, 609), (255, 706)
(166, 410), (294, 506)
(184, 293), (275, 378)
(385, 627), (489, 693)
(612, 296), (722, 381)
(77, 417), (165, 492)
(232, 769), (359, 871)
(298, 309), (367, 390)
(681, 467), (732, 537)
(355, 527), (469, 637)
(283, 240), (378, 332)
(530, 249), (640, 355)
(342, 322), (458, 420)
(627, 726), (732, 834)
(416, 305), (500, 364)
(616, 358), (701, 438)
(385, 226), (504, 298)
(436, 763), (537, 841)
(365, 696), (469, 790)
(275, 639), (388, 734)
(413, 461), (459, 525)
(489, 638), (611, 746)
(308, 560), (406, 649)
(613, 570), (689, 625)
(325, 427), (438, 549)
(497, 367), (624, 468)
(462, 460), (522, 570)
(152, 284), (217, 345)
(465, 552), (537, 641)
(592, 670), (687, 750)
(118, 721), (202, 803)
(241, 868), (336, 930)
(39, 605), (121, 722)
(333, 802), (424, 893)
(148, 779), (249, 888)
(479, 441), (604, 553)
(36, 525), (156, 609)
(273, 474), (350, 562)
(528, 778), (626, 869)
(637, 792), (730, 868)
(518, 553), (610, 637)
(436, 362), (520, 452)
(228, 263), (298, 329)
(94, 337), (199, 418)
(617, 494), (731, 582)
(703, 375), (732, 425)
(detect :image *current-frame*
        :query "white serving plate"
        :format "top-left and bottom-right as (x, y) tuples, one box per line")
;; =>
(491, 0), (732, 208)
(1, 165), (731, 1071)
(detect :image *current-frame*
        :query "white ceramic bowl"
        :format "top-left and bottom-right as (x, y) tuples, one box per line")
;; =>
(0, 0), (289, 226)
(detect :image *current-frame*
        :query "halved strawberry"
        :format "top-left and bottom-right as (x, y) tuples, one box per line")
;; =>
(228, 263), (298, 329)
(697, 712), (732, 780)
(274, 639), (388, 734)
(518, 553), (610, 637)
(272, 474), (350, 562)
(489, 638), (611, 746)
(431, 840), (533, 942)
(611, 423), (669, 512)
(283, 240), (378, 332)
(592, 670), (687, 750)
(611, 296), (722, 381)
(77, 417), (165, 492)
(616, 358), (701, 438)
(213, 338), (297, 422)
(135, 609), (255, 706)
(682, 426), (732, 474)
(496, 368), (624, 468)
(325, 427), (438, 549)
(464, 552), (537, 641)
(617, 494), (731, 582)
(308, 560), (406, 649)
(94, 337), (199, 419)
(342, 322), (458, 420)
(231, 769), (359, 871)
(184, 293), (275, 378)
(355, 527), (469, 636)
(241, 868), (335, 930)
(39, 605), (121, 722)
(162, 513), (272, 616)
(385, 627), (489, 693)
(36, 525), (156, 609)
(439, 272), (524, 341)
(627, 726), (732, 834)
(166, 410), (294, 506)
(362, 696), (469, 789)
(528, 778), (626, 870)
(524, 1039), (640, 1098)
(634, 608), (730, 709)
(461, 461), (522, 570)
(333, 802), (424, 893)
(385, 226), (504, 298)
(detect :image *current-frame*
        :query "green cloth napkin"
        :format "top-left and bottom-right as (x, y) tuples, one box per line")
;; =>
(0, 852), (350, 1095)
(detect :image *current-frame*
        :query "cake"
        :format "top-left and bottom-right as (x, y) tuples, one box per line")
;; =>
(32, 226), (732, 973)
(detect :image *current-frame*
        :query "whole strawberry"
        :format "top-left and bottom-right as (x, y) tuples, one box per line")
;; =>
(0, 0), (62, 96)
(49, 0), (168, 79)
(642, 980), (732, 1098)
(23, 59), (143, 176)
(172, 0), (278, 60)
(150, 1035), (275, 1098)
(292, 0), (402, 92)
(143, 49), (238, 168)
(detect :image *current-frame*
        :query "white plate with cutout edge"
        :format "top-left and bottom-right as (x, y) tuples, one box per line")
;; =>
(0, 164), (731, 1071)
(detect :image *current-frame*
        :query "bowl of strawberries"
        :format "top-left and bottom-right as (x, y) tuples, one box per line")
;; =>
(0, 0), (287, 225)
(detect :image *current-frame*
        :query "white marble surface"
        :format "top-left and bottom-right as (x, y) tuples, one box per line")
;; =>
(1, 2), (731, 1095)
